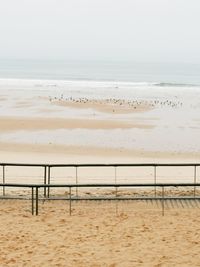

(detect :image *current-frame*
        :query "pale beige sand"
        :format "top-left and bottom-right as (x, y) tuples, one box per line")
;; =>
(0, 200), (200, 267)
(1, 141), (200, 163)
(0, 116), (153, 132)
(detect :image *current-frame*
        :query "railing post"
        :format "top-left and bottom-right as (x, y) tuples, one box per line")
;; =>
(162, 186), (165, 216)
(69, 186), (72, 215)
(154, 166), (157, 197)
(114, 166), (117, 197)
(2, 165), (5, 196)
(75, 167), (78, 197)
(115, 185), (119, 216)
(31, 187), (34, 215)
(194, 165), (197, 198)
(44, 166), (47, 198)
(36, 187), (39, 216)
(47, 166), (51, 198)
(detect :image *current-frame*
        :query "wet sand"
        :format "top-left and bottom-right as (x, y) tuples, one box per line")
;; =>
(0, 116), (153, 132)
(51, 97), (154, 114)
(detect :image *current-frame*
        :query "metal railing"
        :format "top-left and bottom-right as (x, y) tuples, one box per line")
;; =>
(0, 162), (200, 215)
(0, 162), (199, 195)
(1, 182), (200, 216)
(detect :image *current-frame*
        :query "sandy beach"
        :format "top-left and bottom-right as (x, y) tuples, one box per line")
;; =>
(1, 0), (200, 265)
(0, 79), (200, 266)
(1, 200), (200, 267)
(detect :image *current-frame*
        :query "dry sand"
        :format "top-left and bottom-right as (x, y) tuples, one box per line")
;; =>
(1, 140), (200, 266)
(1, 200), (200, 267)
(1, 141), (200, 161)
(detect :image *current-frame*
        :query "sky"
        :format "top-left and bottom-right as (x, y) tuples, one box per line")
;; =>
(0, 0), (200, 63)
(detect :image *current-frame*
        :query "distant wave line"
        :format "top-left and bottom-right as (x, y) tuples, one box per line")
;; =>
(0, 77), (199, 88)
(155, 82), (199, 87)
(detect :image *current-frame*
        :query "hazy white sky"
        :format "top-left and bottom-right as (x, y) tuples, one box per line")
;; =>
(0, 0), (200, 63)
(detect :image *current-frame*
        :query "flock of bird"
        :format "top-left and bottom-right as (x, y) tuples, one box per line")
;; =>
(48, 95), (183, 109)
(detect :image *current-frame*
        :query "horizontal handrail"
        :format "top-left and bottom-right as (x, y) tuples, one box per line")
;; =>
(0, 182), (200, 188)
(0, 163), (200, 167)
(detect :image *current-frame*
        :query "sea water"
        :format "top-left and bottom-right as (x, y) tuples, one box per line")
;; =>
(0, 59), (200, 84)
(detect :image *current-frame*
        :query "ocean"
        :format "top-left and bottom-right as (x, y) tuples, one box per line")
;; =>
(0, 59), (200, 85)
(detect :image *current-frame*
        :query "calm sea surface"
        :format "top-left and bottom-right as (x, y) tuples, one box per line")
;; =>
(0, 59), (200, 85)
